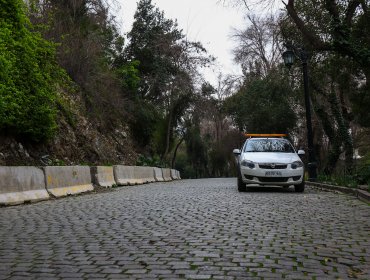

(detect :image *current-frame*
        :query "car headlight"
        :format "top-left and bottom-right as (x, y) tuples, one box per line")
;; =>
(291, 161), (304, 169)
(241, 160), (255, 169)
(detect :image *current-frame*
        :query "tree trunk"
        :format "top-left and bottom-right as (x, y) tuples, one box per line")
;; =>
(163, 107), (174, 161)
(171, 136), (184, 168)
(329, 91), (353, 172)
(310, 80), (341, 174)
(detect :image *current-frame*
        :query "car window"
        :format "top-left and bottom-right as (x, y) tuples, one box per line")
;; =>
(244, 139), (295, 153)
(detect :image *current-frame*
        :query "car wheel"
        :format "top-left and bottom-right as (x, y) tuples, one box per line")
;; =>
(294, 182), (305, 193)
(237, 171), (246, 192)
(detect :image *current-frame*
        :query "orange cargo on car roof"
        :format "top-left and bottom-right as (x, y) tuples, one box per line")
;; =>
(245, 133), (287, 138)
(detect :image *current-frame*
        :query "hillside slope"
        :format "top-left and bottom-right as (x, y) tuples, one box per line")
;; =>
(0, 92), (138, 167)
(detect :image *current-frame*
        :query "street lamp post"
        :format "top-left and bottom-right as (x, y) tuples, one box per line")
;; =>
(283, 46), (317, 181)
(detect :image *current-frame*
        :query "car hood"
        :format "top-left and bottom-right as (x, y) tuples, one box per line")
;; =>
(242, 152), (300, 164)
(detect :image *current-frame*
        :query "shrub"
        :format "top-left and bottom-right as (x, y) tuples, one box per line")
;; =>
(136, 154), (163, 167)
(354, 165), (370, 185)
(0, 0), (64, 141)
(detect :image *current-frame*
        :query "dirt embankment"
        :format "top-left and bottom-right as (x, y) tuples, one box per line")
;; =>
(0, 93), (139, 167)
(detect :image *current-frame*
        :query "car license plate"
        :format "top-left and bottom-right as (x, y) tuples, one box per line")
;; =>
(265, 171), (282, 176)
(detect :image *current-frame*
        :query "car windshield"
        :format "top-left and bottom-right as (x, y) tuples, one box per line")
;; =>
(244, 139), (295, 153)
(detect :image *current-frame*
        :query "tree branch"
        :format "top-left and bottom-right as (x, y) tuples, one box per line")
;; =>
(285, 0), (332, 51)
(360, 0), (368, 13)
(325, 0), (340, 22)
(345, 0), (362, 26)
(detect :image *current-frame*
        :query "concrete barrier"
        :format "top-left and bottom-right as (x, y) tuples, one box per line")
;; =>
(90, 166), (115, 187)
(153, 167), (164, 182)
(114, 165), (140, 185)
(135, 166), (156, 184)
(44, 166), (93, 197)
(162, 168), (172, 181)
(0, 166), (49, 205)
(170, 169), (178, 180)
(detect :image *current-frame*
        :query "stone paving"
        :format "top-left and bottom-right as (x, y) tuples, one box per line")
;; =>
(0, 178), (369, 280)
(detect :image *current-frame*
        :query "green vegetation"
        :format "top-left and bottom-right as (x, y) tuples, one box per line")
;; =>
(318, 173), (358, 188)
(136, 154), (163, 167)
(225, 0), (370, 183)
(124, 0), (212, 163)
(318, 162), (370, 189)
(279, 0), (369, 180)
(190, 264), (198, 270)
(224, 73), (297, 134)
(0, 0), (64, 141)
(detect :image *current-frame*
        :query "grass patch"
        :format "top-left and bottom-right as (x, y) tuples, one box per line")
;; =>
(317, 173), (359, 188)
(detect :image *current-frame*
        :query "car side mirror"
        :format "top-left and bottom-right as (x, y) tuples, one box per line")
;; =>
(233, 149), (241, 155)
(298, 150), (305, 155)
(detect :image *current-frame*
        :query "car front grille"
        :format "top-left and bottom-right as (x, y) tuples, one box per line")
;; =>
(258, 164), (287, 169)
(258, 177), (289, 183)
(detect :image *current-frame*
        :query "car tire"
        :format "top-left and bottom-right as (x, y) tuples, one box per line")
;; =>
(237, 171), (246, 192)
(294, 182), (305, 193)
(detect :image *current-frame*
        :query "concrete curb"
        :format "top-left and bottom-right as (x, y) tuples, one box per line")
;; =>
(307, 181), (370, 203)
(356, 189), (370, 203)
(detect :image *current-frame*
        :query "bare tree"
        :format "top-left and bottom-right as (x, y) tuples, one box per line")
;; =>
(231, 14), (281, 78)
(223, 0), (369, 79)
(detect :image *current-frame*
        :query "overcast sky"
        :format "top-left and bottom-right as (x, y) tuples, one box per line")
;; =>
(113, 0), (247, 85)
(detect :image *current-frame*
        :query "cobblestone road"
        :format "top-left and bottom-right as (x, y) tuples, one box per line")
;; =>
(0, 178), (369, 280)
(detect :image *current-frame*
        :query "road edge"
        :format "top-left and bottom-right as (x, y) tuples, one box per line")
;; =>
(307, 181), (370, 204)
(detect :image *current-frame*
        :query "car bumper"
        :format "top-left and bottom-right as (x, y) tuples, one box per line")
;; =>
(240, 166), (304, 186)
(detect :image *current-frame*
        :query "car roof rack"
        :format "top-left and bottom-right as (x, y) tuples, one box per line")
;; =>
(245, 133), (287, 138)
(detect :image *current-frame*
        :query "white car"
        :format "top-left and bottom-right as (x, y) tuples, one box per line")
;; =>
(233, 137), (305, 192)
